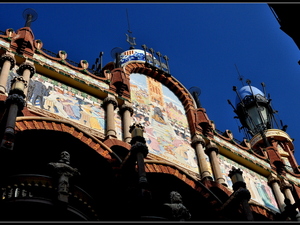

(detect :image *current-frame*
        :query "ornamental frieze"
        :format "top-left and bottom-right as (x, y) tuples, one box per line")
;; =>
(213, 135), (271, 170)
(33, 54), (109, 91)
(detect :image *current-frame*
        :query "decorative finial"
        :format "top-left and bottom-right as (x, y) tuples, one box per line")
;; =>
(125, 9), (136, 49)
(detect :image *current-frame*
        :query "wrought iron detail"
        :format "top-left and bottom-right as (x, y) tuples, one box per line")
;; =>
(5, 93), (26, 109)
(130, 142), (148, 158)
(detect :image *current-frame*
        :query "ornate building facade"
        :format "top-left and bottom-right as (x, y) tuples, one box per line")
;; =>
(0, 6), (299, 221)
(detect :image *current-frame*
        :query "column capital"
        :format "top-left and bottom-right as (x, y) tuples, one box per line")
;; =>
(268, 174), (280, 185)
(191, 134), (205, 147)
(205, 141), (219, 155)
(103, 96), (118, 109)
(280, 179), (293, 191)
(17, 61), (36, 78)
(0, 53), (16, 69)
(120, 102), (134, 116)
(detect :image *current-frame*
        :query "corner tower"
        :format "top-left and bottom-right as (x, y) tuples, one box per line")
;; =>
(229, 79), (297, 174)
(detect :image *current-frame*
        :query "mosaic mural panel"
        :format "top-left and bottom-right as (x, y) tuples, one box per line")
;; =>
(130, 73), (199, 173)
(219, 154), (280, 212)
(0, 39), (10, 48)
(7, 68), (106, 134)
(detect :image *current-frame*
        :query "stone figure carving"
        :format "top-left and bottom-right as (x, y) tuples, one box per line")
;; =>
(163, 191), (191, 221)
(48, 151), (80, 202)
(58, 151), (71, 164)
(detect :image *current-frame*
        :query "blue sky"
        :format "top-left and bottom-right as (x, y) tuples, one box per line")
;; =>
(1, 3), (300, 162)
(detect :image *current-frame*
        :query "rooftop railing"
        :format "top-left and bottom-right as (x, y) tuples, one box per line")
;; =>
(215, 128), (243, 145)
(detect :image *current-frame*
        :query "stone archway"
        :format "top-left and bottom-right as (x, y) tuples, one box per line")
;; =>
(0, 117), (123, 221)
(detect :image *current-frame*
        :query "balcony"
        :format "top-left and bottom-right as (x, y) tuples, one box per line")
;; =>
(0, 174), (99, 221)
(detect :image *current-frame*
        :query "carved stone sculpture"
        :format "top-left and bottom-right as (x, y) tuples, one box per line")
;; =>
(48, 151), (80, 203)
(163, 191), (191, 221)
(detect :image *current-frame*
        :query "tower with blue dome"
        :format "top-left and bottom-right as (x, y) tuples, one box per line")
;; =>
(229, 77), (299, 187)
(232, 80), (280, 139)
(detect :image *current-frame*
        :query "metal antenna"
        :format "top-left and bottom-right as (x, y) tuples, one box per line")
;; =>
(233, 86), (245, 108)
(227, 99), (237, 111)
(126, 8), (131, 34)
(234, 64), (245, 86)
(189, 86), (202, 108)
(92, 51), (104, 75)
(125, 9), (136, 49)
(97, 51), (104, 71)
(23, 8), (38, 28)
(261, 82), (267, 97)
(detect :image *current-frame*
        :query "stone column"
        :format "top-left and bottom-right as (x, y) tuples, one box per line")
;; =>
(17, 61), (36, 98)
(268, 175), (286, 212)
(205, 141), (227, 186)
(103, 95), (118, 138)
(191, 134), (213, 180)
(281, 180), (300, 220)
(0, 53), (16, 94)
(120, 102), (134, 143)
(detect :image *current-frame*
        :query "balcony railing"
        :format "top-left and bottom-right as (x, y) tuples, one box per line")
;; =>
(0, 174), (99, 220)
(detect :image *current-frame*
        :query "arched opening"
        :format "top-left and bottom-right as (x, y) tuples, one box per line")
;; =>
(110, 145), (130, 161)
(0, 129), (118, 221)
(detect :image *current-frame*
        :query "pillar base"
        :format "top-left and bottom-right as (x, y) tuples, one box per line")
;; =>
(106, 134), (117, 139)
(0, 85), (6, 94)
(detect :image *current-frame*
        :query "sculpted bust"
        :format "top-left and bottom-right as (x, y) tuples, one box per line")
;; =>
(163, 191), (191, 221)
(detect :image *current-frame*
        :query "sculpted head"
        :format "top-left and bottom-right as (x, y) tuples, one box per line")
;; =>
(59, 151), (70, 164)
(170, 191), (182, 204)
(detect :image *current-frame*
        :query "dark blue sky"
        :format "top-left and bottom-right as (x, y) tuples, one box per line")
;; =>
(1, 3), (300, 161)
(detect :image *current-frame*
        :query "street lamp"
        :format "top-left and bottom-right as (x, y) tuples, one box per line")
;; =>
(1, 76), (27, 150)
(228, 166), (246, 191)
(231, 80), (276, 147)
(228, 166), (253, 221)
